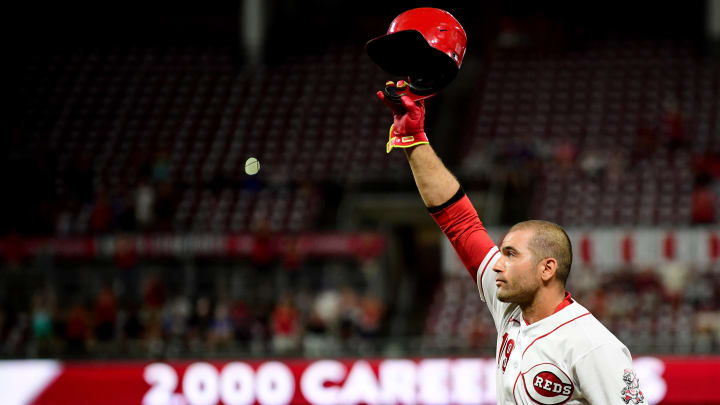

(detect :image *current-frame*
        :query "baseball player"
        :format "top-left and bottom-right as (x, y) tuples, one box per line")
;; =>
(378, 89), (646, 404)
(376, 90), (646, 403)
(370, 8), (646, 403)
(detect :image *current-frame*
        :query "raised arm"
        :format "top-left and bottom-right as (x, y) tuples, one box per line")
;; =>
(377, 88), (499, 287)
(407, 143), (499, 290)
(376, 89), (506, 324)
(404, 144), (460, 208)
(376, 84), (459, 207)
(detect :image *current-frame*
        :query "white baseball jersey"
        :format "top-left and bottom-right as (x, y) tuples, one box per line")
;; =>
(429, 192), (645, 404)
(477, 246), (645, 404)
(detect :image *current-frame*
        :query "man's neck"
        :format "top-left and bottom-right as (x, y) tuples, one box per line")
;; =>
(520, 288), (569, 325)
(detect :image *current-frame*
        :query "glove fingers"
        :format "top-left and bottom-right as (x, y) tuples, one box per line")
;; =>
(377, 91), (403, 115)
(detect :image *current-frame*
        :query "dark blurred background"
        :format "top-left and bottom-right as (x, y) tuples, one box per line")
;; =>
(2, 0), (719, 360)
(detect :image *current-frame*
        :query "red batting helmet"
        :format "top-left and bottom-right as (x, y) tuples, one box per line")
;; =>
(366, 8), (467, 95)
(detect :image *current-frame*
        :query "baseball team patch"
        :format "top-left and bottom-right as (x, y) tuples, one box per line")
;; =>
(620, 368), (645, 404)
(522, 363), (574, 404)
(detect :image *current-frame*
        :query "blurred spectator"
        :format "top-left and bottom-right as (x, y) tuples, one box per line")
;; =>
(31, 291), (54, 355)
(251, 219), (277, 300)
(89, 191), (111, 234)
(633, 267), (664, 296)
(94, 284), (117, 343)
(580, 150), (607, 180)
(553, 139), (577, 169)
(251, 219), (275, 272)
(279, 238), (303, 290)
(338, 288), (361, 342)
(115, 234), (140, 302)
(4, 312), (29, 356)
(135, 181), (155, 231)
(691, 184), (717, 224)
(65, 302), (89, 356)
(230, 300), (253, 342)
(357, 295), (383, 339)
(161, 296), (190, 344)
(188, 297), (212, 348)
(122, 302), (143, 342)
(657, 262), (690, 306)
(144, 309), (164, 357)
(143, 275), (166, 311)
(605, 151), (627, 185)
(314, 290), (341, 329)
(303, 308), (336, 357)
(208, 301), (233, 350)
(250, 312), (271, 355)
(660, 95), (686, 151)
(271, 296), (299, 353)
(695, 309), (720, 347)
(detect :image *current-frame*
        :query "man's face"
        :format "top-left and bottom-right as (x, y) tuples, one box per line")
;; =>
(492, 229), (542, 305)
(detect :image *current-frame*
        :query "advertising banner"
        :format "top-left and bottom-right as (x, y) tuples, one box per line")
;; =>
(0, 233), (386, 261)
(2, 356), (719, 405)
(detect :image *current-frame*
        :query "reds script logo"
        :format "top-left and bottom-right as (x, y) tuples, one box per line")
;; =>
(620, 368), (645, 404)
(521, 363), (574, 404)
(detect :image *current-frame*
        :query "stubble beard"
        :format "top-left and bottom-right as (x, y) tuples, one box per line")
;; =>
(496, 280), (537, 306)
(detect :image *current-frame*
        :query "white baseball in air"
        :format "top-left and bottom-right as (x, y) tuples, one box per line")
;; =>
(245, 157), (260, 175)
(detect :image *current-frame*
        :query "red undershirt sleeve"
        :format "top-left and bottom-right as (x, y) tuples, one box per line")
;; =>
(429, 188), (497, 283)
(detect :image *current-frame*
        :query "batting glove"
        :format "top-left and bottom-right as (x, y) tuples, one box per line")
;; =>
(376, 80), (429, 153)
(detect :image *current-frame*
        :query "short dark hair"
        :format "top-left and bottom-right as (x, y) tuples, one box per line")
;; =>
(509, 220), (573, 284)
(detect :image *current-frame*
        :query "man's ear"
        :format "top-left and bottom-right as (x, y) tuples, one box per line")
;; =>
(540, 258), (558, 282)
